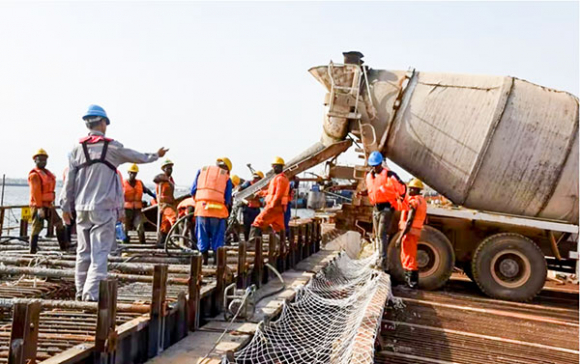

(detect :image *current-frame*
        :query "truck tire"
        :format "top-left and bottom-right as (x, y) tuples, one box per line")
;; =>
(471, 233), (546, 302)
(388, 226), (455, 290)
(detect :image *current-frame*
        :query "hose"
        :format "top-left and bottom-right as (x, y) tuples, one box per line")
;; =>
(255, 263), (286, 305)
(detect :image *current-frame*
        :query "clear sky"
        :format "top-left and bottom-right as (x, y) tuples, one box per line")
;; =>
(0, 1), (578, 186)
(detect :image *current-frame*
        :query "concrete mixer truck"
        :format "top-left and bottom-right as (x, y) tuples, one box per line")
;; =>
(235, 51), (579, 302)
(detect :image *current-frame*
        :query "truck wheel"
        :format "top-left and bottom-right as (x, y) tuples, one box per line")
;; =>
(388, 226), (455, 290)
(471, 233), (546, 302)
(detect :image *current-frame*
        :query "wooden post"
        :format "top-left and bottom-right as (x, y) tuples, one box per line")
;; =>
(8, 301), (41, 364)
(19, 220), (28, 238)
(148, 265), (168, 358)
(306, 223), (313, 257)
(278, 230), (287, 272)
(175, 292), (188, 341)
(237, 242), (247, 289)
(298, 225), (305, 261)
(289, 227), (296, 269)
(0, 208), (5, 238)
(318, 220), (322, 252)
(268, 232), (277, 280)
(212, 247), (227, 315)
(252, 234), (263, 288)
(188, 254), (202, 331)
(95, 279), (118, 364)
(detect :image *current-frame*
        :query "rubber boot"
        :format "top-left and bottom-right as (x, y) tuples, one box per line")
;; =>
(56, 226), (69, 251)
(410, 270), (419, 289)
(156, 233), (168, 248)
(202, 251), (209, 265)
(248, 226), (262, 243)
(138, 230), (146, 245)
(29, 235), (39, 254)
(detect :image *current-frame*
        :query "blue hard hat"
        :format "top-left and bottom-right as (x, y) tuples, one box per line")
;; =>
(368, 151), (384, 166)
(83, 104), (110, 125)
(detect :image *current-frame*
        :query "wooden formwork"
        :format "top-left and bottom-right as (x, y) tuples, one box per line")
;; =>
(0, 218), (322, 364)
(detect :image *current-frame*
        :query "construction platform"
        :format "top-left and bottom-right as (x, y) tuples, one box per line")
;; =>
(0, 218), (323, 364)
(378, 275), (579, 364)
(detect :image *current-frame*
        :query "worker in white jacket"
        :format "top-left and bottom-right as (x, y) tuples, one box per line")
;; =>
(61, 104), (168, 301)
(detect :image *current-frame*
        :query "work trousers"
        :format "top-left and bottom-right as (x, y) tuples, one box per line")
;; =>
(372, 207), (394, 268)
(243, 207), (261, 240)
(196, 216), (226, 253)
(31, 206), (64, 236)
(252, 205), (285, 232)
(401, 233), (419, 270)
(75, 210), (116, 301)
(160, 205), (177, 234)
(124, 208), (145, 243)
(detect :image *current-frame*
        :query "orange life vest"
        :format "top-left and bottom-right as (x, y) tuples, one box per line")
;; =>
(366, 168), (405, 209)
(28, 168), (56, 207)
(247, 180), (262, 208)
(156, 176), (175, 205)
(265, 173), (290, 208)
(124, 180), (144, 209)
(194, 166), (230, 219)
(178, 197), (196, 218)
(399, 194), (428, 234)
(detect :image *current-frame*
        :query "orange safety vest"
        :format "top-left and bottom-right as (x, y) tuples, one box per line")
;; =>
(28, 168), (56, 207)
(399, 194), (428, 234)
(194, 166), (230, 219)
(265, 173), (290, 208)
(156, 176), (175, 205)
(124, 180), (144, 210)
(177, 197), (196, 217)
(247, 180), (262, 208)
(366, 169), (405, 209)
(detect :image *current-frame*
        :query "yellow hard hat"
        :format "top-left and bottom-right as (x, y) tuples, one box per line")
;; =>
(128, 164), (139, 173)
(409, 178), (424, 189)
(253, 171), (265, 179)
(161, 159), (174, 169)
(32, 148), (48, 159)
(231, 174), (241, 187)
(272, 156), (285, 165)
(217, 157), (232, 171)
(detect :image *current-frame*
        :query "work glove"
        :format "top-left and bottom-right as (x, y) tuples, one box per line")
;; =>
(37, 208), (46, 219)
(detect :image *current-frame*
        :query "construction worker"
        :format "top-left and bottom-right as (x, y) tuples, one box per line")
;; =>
(239, 170), (264, 240)
(61, 104), (168, 301)
(28, 148), (67, 253)
(123, 164), (155, 244)
(153, 159), (177, 247)
(191, 157), (233, 264)
(396, 179), (427, 288)
(249, 157), (289, 241)
(362, 151), (406, 271)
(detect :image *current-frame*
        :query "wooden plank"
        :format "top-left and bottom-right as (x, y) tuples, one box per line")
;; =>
(236, 242), (247, 289)
(252, 235), (263, 288)
(149, 265), (168, 358)
(95, 279), (118, 364)
(212, 247), (227, 316)
(267, 233), (277, 280)
(9, 301), (41, 364)
(188, 254), (202, 331)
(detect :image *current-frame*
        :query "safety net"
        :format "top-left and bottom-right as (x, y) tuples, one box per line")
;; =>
(223, 251), (392, 364)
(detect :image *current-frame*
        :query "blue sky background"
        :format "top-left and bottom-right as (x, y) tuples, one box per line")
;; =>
(0, 1), (577, 185)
